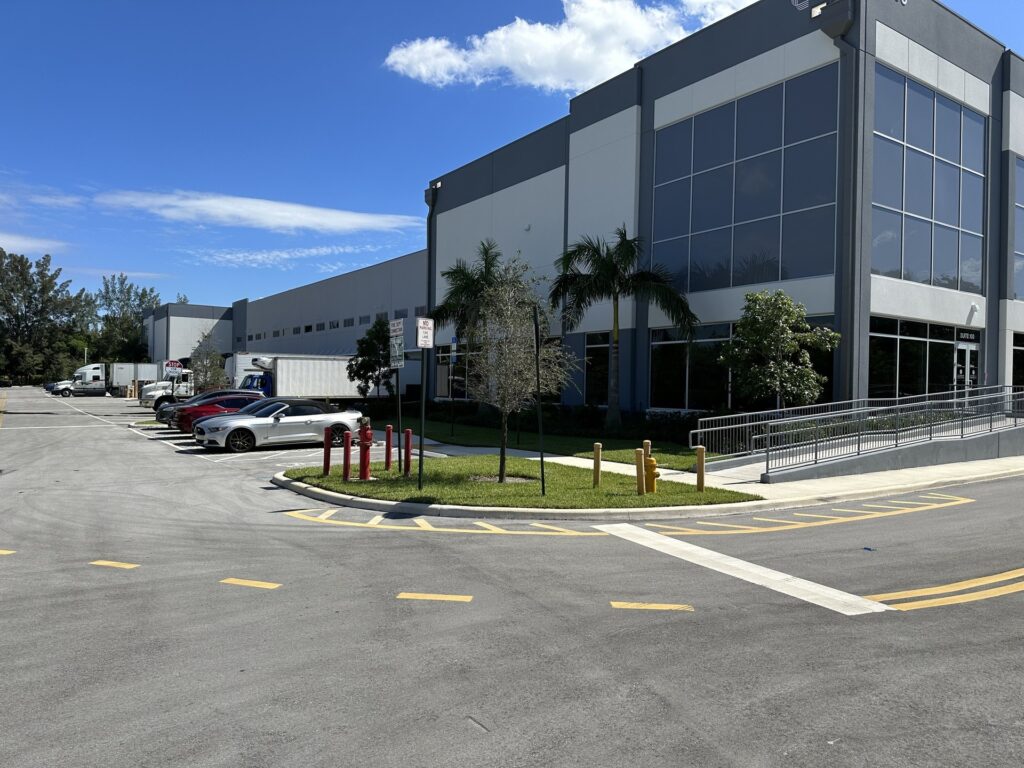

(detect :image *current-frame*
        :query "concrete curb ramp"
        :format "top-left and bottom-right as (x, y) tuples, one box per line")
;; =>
(270, 467), (1024, 522)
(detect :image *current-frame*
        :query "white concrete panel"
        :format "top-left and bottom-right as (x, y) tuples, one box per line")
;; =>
(907, 41), (939, 90)
(1004, 299), (1024, 331)
(997, 300), (1024, 385)
(573, 298), (637, 334)
(654, 32), (838, 129)
(570, 106), (639, 159)
(937, 57), (966, 104)
(875, 22), (909, 73)
(1003, 91), (1024, 154)
(870, 275), (985, 328)
(648, 276), (835, 327)
(964, 73), (991, 115)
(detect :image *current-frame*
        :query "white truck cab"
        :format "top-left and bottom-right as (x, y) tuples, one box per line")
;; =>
(140, 370), (194, 410)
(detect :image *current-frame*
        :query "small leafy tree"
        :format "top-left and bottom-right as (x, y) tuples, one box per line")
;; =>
(190, 329), (229, 392)
(347, 317), (395, 398)
(467, 258), (576, 483)
(719, 290), (841, 409)
(432, 239), (502, 341)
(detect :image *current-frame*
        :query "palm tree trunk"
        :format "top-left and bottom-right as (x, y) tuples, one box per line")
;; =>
(499, 412), (508, 483)
(606, 296), (622, 431)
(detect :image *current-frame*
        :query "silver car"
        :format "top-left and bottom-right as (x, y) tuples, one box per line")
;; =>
(193, 399), (361, 453)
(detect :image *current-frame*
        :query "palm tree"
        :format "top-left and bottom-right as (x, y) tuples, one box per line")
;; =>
(550, 226), (697, 430)
(431, 239), (502, 338)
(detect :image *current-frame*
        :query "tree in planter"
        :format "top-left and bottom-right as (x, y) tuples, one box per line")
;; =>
(347, 317), (395, 398)
(719, 290), (841, 409)
(467, 259), (576, 483)
(550, 226), (697, 430)
(190, 329), (229, 392)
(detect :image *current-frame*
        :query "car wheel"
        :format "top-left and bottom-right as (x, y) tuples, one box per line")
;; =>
(226, 429), (256, 453)
(60, 389), (71, 398)
(330, 424), (348, 446)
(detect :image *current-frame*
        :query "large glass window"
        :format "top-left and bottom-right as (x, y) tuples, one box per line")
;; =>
(1014, 158), (1024, 300)
(584, 333), (609, 406)
(1014, 333), (1024, 388)
(650, 329), (687, 409)
(870, 64), (985, 295)
(652, 63), (838, 292)
(869, 318), (967, 398)
(653, 238), (689, 293)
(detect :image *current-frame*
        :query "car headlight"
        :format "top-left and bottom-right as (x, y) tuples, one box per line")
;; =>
(209, 425), (228, 433)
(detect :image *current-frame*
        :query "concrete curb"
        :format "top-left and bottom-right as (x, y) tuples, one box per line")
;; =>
(270, 466), (1024, 521)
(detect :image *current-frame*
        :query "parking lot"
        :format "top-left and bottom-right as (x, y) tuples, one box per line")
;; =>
(4, 385), (1024, 767)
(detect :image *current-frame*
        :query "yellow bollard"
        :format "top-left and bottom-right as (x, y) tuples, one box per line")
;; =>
(643, 439), (652, 458)
(593, 442), (602, 488)
(644, 456), (659, 493)
(696, 445), (706, 493)
(635, 448), (646, 495)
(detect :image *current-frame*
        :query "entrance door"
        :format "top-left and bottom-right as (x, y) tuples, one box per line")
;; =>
(955, 344), (979, 393)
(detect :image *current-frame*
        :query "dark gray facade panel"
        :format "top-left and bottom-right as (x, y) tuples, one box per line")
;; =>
(1007, 52), (1024, 98)
(834, 37), (860, 402)
(432, 118), (569, 215)
(165, 303), (232, 321)
(569, 68), (641, 133)
(231, 299), (248, 353)
(563, 333), (586, 407)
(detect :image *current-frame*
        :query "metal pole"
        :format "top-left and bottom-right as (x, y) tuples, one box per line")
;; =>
(418, 348), (428, 491)
(533, 305), (545, 497)
(395, 367), (402, 473)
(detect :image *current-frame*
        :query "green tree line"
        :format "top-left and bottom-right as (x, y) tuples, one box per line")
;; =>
(0, 248), (163, 384)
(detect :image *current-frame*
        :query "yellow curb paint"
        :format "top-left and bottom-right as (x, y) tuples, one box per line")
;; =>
(611, 601), (694, 612)
(887, 580), (1024, 611)
(284, 510), (605, 535)
(396, 592), (473, 602)
(90, 560), (140, 569)
(220, 578), (281, 590)
(867, 567), (1024, 602)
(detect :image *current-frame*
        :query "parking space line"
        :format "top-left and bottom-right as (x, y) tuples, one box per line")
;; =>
(473, 521), (507, 532)
(610, 601), (694, 612)
(396, 592), (473, 602)
(317, 509), (338, 520)
(413, 517), (436, 530)
(596, 523), (892, 616)
(792, 513), (847, 520)
(220, 578), (281, 590)
(695, 521), (764, 531)
(887, 581), (1024, 611)
(367, 515), (385, 525)
(867, 567), (1024, 602)
(0, 549), (16, 555)
(90, 560), (140, 569)
(529, 523), (580, 534)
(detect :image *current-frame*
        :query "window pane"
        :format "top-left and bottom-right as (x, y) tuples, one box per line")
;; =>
(873, 136), (904, 210)
(652, 237), (689, 294)
(690, 228), (732, 291)
(899, 339), (928, 396)
(1016, 206), (1024, 255)
(935, 95), (961, 163)
(868, 335), (898, 398)
(653, 178), (691, 241)
(1015, 349), (1024, 388)
(906, 80), (935, 152)
(1015, 255), (1024, 301)
(784, 134), (837, 212)
(871, 206), (903, 278)
(933, 225), (959, 289)
(736, 84), (783, 159)
(870, 316), (898, 335)
(903, 216), (931, 284)
(781, 205), (835, 279)
(693, 102), (735, 173)
(930, 324), (956, 341)
(874, 64), (905, 140)
(960, 171), (984, 233)
(655, 119), (692, 184)
(691, 166), (733, 232)
(585, 347), (609, 406)
(904, 149), (933, 218)
(786, 63), (838, 144)
(959, 232), (983, 294)
(900, 320), (928, 339)
(934, 160), (960, 226)
(650, 343), (687, 408)
(733, 217), (781, 286)
(688, 342), (729, 410)
(735, 151), (781, 223)
(962, 109), (985, 173)
(928, 341), (955, 394)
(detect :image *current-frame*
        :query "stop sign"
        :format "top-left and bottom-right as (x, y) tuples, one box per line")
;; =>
(164, 360), (183, 376)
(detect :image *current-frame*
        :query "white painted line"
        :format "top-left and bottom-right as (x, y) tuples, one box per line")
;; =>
(594, 523), (892, 617)
(0, 424), (121, 430)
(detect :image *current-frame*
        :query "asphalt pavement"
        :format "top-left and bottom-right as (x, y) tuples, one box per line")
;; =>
(2, 386), (1024, 767)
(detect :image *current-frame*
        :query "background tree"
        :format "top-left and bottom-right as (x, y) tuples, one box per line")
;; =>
(189, 329), (229, 392)
(550, 226), (697, 430)
(347, 317), (395, 398)
(467, 258), (576, 483)
(93, 273), (161, 362)
(431, 238), (501, 340)
(176, 293), (190, 304)
(719, 290), (841, 409)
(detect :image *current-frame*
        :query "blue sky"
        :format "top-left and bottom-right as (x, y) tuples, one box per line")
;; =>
(0, 0), (1017, 306)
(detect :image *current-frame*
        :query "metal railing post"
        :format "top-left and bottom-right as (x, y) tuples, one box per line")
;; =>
(857, 414), (862, 455)
(895, 408), (900, 447)
(814, 420), (819, 464)
(961, 400), (966, 439)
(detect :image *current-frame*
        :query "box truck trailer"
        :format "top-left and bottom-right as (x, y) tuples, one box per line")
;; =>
(239, 355), (365, 399)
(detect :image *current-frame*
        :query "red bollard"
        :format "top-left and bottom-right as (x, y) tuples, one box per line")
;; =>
(403, 428), (413, 478)
(343, 430), (352, 482)
(385, 424), (393, 471)
(322, 427), (332, 476)
(358, 421), (373, 481)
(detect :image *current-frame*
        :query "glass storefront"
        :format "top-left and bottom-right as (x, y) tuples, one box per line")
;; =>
(868, 316), (980, 398)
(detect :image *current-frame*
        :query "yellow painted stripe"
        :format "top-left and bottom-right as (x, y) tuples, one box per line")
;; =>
(367, 515), (384, 526)
(396, 592), (472, 602)
(867, 567), (1024, 602)
(861, 503), (919, 510)
(0, 549), (16, 555)
(473, 521), (508, 532)
(831, 508), (872, 514)
(529, 523), (579, 534)
(611, 601), (694, 612)
(413, 517), (436, 530)
(695, 521), (764, 530)
(90, 560), (139, 569)
(888, 580), (1024, 611)
(752, 517), (799, 525)
(220, 578), (281, 590)
(793, 513), (847, 520)
(316, 509), (337, 520)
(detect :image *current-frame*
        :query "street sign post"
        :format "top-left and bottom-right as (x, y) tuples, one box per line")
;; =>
(415, 317), (434, 490)
(416, 317), (434, 349)
(389, 319), (404, 472)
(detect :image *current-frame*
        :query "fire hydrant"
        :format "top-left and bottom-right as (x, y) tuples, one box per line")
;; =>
(358, 418), (373, 481)
(644, 456), (659, 494)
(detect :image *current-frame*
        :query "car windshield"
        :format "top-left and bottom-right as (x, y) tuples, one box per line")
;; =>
(237, 399), (276, 415)
(248, 402), (288, 417)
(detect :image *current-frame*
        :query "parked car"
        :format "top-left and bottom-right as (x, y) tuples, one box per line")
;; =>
(156, 389), (265, 425)
(189, 396), (293, 431)
(175, 393), (264, 433)
(193, 399), (362, 453)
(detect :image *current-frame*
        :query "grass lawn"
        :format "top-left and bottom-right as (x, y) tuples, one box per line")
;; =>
(420, 419), (700, 471)
(285, 456), (759, 509)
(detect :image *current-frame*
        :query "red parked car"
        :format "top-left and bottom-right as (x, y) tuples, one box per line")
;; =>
(177, 394), (265, 433)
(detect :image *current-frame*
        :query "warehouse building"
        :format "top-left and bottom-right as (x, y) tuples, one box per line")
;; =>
(424, 0), (1024, 412)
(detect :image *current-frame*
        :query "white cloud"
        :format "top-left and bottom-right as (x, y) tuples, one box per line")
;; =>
(187, 244), (383, 270)
(27, 193), (87, 209)
(385, 0), (757, 93)
(0, 231), (67, 254)
(95, 190), (423, 235)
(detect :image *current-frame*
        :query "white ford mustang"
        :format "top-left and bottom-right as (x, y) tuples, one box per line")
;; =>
(193, 399), (362, 452)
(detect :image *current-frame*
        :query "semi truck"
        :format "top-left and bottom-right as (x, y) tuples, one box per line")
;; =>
(240, 354), (363, 399)
(52, 363), (161, 397)
(139, 369), (194, 409)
